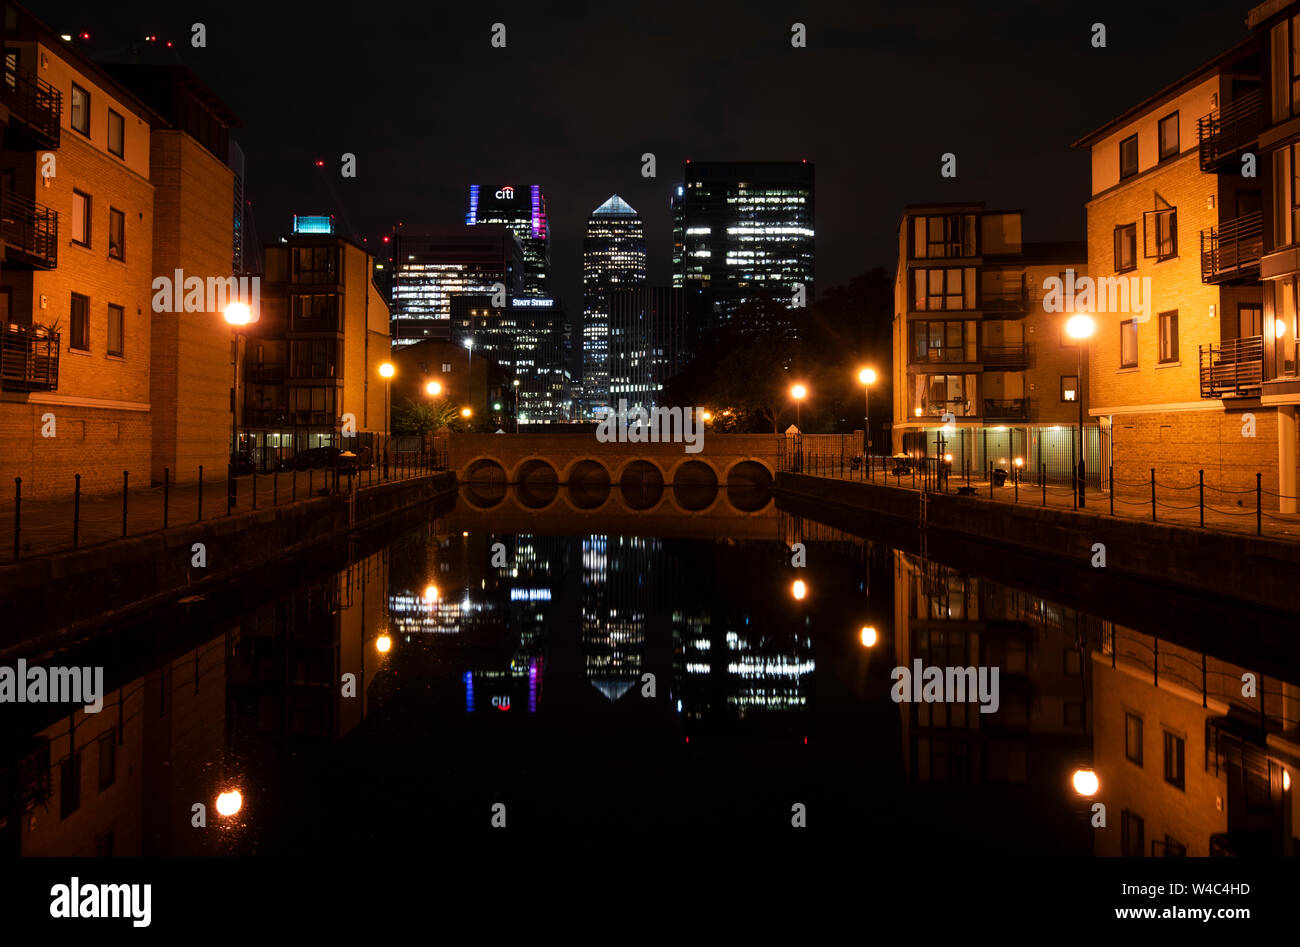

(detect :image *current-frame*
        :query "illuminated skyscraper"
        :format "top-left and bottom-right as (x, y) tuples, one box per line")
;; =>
(582, 194), (646, 414)
(466, 184), (551, 295)
(608, 286), (692, 410)
(674, 161), (815, 331)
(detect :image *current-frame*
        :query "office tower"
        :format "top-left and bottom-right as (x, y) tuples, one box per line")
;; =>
(449, 294), (568, 423)
(608, 287), (691, 410)
(230, 140), (246, 272)
(388, 224), (524, 346)
(675, 160), (815, 332)
(466, 184), (551, 295)
(582, 194), (646, 414)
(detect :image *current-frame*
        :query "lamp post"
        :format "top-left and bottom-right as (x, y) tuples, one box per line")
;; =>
(224, 302), (253, 509)
(857, 367), (877, 459)
(512, 378), (520, 434)
(379, 362), (394, 479)
(1065, 315), (1096, 509)
(791, 383), (807, 430)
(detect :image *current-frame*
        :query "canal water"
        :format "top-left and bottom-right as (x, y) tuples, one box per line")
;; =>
(3, 486), (1296, 858)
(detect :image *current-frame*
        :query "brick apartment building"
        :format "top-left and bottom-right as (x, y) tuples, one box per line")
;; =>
(1074, 24), (1298, 512)
(891, 203), (1091, 484)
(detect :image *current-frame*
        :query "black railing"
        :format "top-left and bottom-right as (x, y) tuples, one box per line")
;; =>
(1200, 211), (1262, 283)
(982, 343), (1030, 367)
(1199, 335), (1263, 397)
(0, 322), (59, 391)
(980, 289), (1031, 313)
(243, 407), (290, 427)
(0, 189), (58, 268)
(0, 66), (61, 148)
(246, 363), (287, 385)
(982, 397), (1030, 420)
(1197, 89), (1261, 173)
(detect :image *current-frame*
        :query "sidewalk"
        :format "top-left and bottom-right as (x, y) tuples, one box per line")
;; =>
(787, 460), (1300, 543)
(0, 459), (438, 563)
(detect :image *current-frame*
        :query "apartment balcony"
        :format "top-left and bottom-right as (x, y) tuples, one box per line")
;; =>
(979, 288), (1031, 316)
(0, 190), (58, 269)
(1200, 211), (1262, 284)
(981, 343), (1030, 368)
(1199, 335), (1262, 398)
(982, 397), (1030, 420)
(287, 363), (338, 380)
(243, 407), (289, 427)
(0, 67), (62, 149)
(1197, 89), (1260, 174)
(0, 322), (59, 391)
(246, 362), (287, 385)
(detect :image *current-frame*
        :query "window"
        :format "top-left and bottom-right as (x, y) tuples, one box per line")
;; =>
(1120, 319), (1138, 368)
(1158, 310), (1179, 363)
(1240, 304), (1263, 338)
(71, 190), (90, 246)
(291, 246), (338, 283)
(441, 362), (452, 373)
(108, 207), (124, 259)
(290, 293), (339, 330)
(1158, 112), (1179, 160)
(913, 214), (977, 259)
(70, 83), (89, 136)
(107, 109), (124, 158)
(911, 320), (976, 362)
(97, 731), (116, 791)
(913, 373), (976, 416)
(1125, 713), (1143, 765)
(1120, 134), (1138, 179)
(60, 752), (81, 819)
(1163, 731), (1185, 790)
(70, 293), (89, 351)
(1061, 375), (1079, 402)
(1121, 810), (1145, 857)
(1143, 207), (1176, 260)
(1114, 223), (1136, 272)
(913, 267), (975, 311)
(107, 304), (124, 357)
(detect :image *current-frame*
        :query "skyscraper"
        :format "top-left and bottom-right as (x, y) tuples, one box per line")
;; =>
(608, 287), (691, 410)
(673, 161), (815, 332)
(467, 184), (551, 295)
(582, 194), (646, 414)
(388, 224), (524, 346)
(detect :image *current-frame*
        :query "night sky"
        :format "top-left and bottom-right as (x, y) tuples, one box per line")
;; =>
(34, 0), (1253, 314)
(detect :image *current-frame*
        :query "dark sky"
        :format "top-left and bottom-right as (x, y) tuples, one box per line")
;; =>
(35, 0), (1255, 314)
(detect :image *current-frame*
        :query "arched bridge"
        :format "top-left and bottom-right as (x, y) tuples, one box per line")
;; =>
(448, 432), (779, 515)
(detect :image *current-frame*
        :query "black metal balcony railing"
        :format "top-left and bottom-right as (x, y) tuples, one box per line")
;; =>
(982, 397), (1030, 420)
(980, 289), (1031, 313)
(1200, 211), (1262, 283)
(0, 67), (62, 148)
(243, 407), (289, 427)
(246, 363), (287, 385)
(0, 322), (60, 391)
(982, 343), (1030, 367)
(289, 363), (337, 379)
(911, 347), (974, 364)
(1197, 89), (1261, 173)
(0, 189), (58, 269)
(1199, 335), (1263, 398)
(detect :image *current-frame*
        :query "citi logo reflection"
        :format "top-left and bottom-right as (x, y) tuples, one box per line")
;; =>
(890, 660), (1000, 714)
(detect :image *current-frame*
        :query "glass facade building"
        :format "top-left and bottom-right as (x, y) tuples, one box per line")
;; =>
(449, 295), (570, 423)
(582, 194), (646, 415)
(608, 286), (692, 410)
(673, 161), (815, 332)
(466, 184), (551, 296)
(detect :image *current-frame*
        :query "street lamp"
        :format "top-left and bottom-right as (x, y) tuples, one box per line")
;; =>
(223, 302), (253, 503)
(859, 625), (878, 647)
(857, 367), (877, 458)
(512, 378), (520, 434)
(1065, 314), (1096, 508)
(1071, 768), (1100, 797)
(425, 380), (442, 397)
(791, 383), (808, 429)
(379, 362), (394, 479)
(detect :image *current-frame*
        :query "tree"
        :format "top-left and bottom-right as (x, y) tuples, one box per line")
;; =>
(391, 396), (467, 435)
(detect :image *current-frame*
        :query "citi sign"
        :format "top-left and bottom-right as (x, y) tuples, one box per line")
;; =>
(495, 186), (515, 199)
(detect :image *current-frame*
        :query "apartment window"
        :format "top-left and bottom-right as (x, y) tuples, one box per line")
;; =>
(1061, 375), (1078, 402)
(71, 190), (90, 246)
(913, 267), (975, 311)
(1163, 731), (1185, 790)
(291, 339), (337, 378)
(97, 731), (116, 791)
(1158, 310), (1178, 363)
(1143, 206), (1176, 260)
(60, 752), (81, 819)
(1113, 223), (1136, 272)
(69, 293), (89, 351)
(1121, 810), (1145, 857)
(1240, 304), (1263, 338)
(911, 320), (975, 362)
(107, 304), (124, 357)
(70, 83), (89, 136)
(291, 246), (338, 283)
(441, 362), (452, 373)
(1119, 134), (1138, 179)
(108, 207), (124, 259)
(107, 109), (124, 158)
(1158, 112), (1179, 160)
(291, 293), (339, 330)
(1125, 712), (1143, 765)
(913, 214), (977, 259)
(913, 373), (976, 416)
(1120, 319), (1138, 368)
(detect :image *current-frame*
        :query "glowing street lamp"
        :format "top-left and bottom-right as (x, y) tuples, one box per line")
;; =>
(1064, 314), (1096, 509)
(378, 362), (395, 478)
(1072, 768), (1100, 796)
(223, 302), (254, 488)
(791, 383), (808, 429)
(425, 380), (442, 397)
(215, 789), (243, 817)
(857, 367), (877, 457)
(375, 634), (392, 654)
(791, 579), (807, 600)
(859, 625), (877, 647)
(461, 407), (472, 419)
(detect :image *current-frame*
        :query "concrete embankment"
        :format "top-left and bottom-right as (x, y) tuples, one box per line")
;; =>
(0, 471), (456, 644)
(774, 472), (1300, 616)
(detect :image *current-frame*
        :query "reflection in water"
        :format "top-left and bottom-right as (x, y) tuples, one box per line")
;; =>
(2, 497), (1296, 856)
